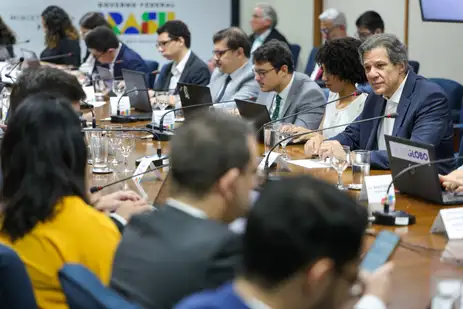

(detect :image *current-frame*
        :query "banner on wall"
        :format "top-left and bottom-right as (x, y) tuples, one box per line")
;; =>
(1, 0), (232, 65)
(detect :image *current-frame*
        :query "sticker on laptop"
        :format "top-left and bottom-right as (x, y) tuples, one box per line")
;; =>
(388, 141), (430, 164)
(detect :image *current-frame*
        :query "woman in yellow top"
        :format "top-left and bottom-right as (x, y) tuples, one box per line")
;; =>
(0, 93), (121, 309)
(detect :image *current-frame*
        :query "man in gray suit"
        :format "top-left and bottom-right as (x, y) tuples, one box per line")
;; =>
(254, 40), (326, 129)
(110, 111), (258, 309)
(209, 27), (260, 108)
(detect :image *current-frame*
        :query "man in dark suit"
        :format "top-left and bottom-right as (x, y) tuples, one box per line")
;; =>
(249, 4), (290, 55)
(154, 20), (210, 93)
(84, 26), (149, 80)
(110, 111), (259, 309)
(304, 33), (454, 174)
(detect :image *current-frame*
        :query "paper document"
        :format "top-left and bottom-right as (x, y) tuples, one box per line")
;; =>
(288, 159), (331, 169)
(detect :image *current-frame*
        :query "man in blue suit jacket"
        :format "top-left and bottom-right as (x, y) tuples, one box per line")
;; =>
(84, 26), (149, 80)
(153, 20), (210, 93)
(174, 176), (392, 309)
(304, 33), (454, 174)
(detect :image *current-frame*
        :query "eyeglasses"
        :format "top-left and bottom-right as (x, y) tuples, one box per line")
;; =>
(253, 67), (277, 78)
(156, 40), (173, 48)
(212, 48), (232, 58)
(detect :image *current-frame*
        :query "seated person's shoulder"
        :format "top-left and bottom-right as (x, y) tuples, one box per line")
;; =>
(174, 284), (235, 309)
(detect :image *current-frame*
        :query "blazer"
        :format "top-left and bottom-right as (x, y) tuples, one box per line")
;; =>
(330, 69), (454, 174)
(209, 60), (260, 108)
(249, 28), (290, 49)
(256, 72), (325, 129)
(110, 205), (241, 309)
(40, 37), (81, 67)
(112, 43), (149, 80)
(154, 51), (210, 93)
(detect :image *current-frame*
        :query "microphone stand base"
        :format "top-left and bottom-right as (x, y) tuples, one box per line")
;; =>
(372, 210), (416, 226)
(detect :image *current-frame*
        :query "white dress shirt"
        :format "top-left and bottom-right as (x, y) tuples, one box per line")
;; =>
(269, 74), (295, 119)
(166, 198), (207, 219)
(109, 43), (122, 75)
(251, 28), (271, 55)
(310, 63), (321, 81)
(377, 74), (408, 150)
(168, 49), (191, 91)
(79, 53), (96, 75)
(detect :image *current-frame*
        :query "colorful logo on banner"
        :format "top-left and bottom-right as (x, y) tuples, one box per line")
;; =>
(106, 11), (175, 34)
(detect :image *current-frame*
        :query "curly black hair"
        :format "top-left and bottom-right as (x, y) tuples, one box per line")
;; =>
(0, 16), (16, 46)
(315, 37), (367, 85)
(42, 5), (79, 48)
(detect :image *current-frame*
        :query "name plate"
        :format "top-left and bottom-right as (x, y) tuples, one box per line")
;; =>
(389, 141), (430, 164)
(359, 175), (395, 207)
(431, 208), (463, 240)
(152, 110), (175, 130)
(258, 152), (281, 170)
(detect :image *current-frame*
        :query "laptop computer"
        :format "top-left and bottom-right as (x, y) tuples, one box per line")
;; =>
(177, 82), (213, 120)
(96, 66), (113, 81)
(385, 135), (463, 205)
(121, 69), (152, 120)
(20, 48), (40, 69)
(235, 99), (270, 142)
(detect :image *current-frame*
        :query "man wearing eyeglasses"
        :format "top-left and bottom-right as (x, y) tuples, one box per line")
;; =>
(154, 20), (210, 94)
(209, 27), (260, 108)
(175, 175), (393, 309)
(254, 40), (325, 129)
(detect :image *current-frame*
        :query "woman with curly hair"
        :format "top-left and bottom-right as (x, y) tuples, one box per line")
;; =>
(40, 5), (81, 67)
(291, 37), (368, 142)
(0, 16), (16, 59)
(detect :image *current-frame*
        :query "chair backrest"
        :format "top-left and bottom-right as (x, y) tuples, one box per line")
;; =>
(59, 264), (145, 309)
(430, 78), (463, 123)
(0, 244), (38, 309)
(409, 60), (420, 74)
(289, 44), (301, 69)
(304, 46), (319, 75)
(145, 60), (159, 87)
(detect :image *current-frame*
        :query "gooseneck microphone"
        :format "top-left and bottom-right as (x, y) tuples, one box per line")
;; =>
(256, 90), (362, 134)
(264, 112), (399, 174)
(114, 87), (151, 116)
(40, 52), (73, 61)
(80, 100), (96, 128)
(4, 57), (24, 82)
(90, 163), (169, 193)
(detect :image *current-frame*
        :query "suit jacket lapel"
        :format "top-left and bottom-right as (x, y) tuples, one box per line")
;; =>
(178, 52), (195, 84)
(366, 97), (387, 149)
(280, 74), (299, 117)
(392, 73), (416, 136)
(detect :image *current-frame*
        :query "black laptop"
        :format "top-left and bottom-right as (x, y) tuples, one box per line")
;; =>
(385, 135), (463, 205)
(177, 82), (213, 120)
(235, 99), (270, 142)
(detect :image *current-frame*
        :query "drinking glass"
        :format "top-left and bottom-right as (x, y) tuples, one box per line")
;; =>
(112, 79), (126, 97)
(330, 145), (351, 190)
(279, 123), (293, 160)
(154, 91), (170, 110)
(105, 125), (123, 166)
(349, 150), (371, 190)
(84, 130), (94, 165)
(91, 131), (112, 174)
(120, 133), (135, 174)
(263, 123), (281, 155)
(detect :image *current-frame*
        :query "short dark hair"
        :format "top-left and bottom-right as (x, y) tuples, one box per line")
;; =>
(9, 66), (86, 113)
(79, 12), (111, 30)
(356, 11), (384, 33)
(253, 39), (294, 73)
(84, 26), (119, 52)
(316, 37), (367, 85)
(1, 93), (88, 241)
(170, 111), (254, 198)
(157, 20), (191, 48)
(242, 175), (368, 289)
(213, 27), (251, 58)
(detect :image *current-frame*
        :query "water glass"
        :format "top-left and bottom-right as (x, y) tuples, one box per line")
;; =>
(279, 123), (293, 160)
(330, 145), (351, 191)
(120, 133), (135, 174)
(349, 150), (371, 190)
(85, 130), (94, 165)
(112, 79), (126, 97)
(91, 131), (112, 174)
(105, 125), (122, 165)
(264, 123), (281, 155)
(153, 91), (170, 110)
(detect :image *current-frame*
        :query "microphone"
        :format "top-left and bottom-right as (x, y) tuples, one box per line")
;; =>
(0, 39), (31, 49)
(4, 57), (24, 83)
(40, 52), (73, 61)
(79, 100), (96, 128)
(90, 163), (169, 193)
(256, 90), (362, 135)
(263, 112), (399, 174)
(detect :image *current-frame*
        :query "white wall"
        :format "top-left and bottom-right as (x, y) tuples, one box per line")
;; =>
(240, 0), (314, 71)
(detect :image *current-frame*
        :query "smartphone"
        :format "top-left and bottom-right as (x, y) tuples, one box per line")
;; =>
(360, 230), (400, 272)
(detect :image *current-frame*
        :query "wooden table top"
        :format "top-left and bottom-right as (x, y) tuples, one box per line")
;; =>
(88, 104), (463, 309)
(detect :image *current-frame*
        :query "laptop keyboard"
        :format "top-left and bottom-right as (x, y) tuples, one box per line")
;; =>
(442, 192), (463, 203)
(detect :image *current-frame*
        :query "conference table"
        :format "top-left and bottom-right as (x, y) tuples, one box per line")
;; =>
(88, 103), (463, 309)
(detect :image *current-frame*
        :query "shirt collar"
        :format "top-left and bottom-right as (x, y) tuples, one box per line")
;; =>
(230, 60), (251, 80)
(256, 28), (272, 42)
(166, 198), (207, 219)
(277, 74), (295, 100)
(384, 73), (408, 103)
(111, 43), (122, 67)
(171, 49), (191, 75)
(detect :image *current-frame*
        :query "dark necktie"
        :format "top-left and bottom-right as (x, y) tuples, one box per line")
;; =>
(216, 75), (232, 102)
(271, 94), (282, 120)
